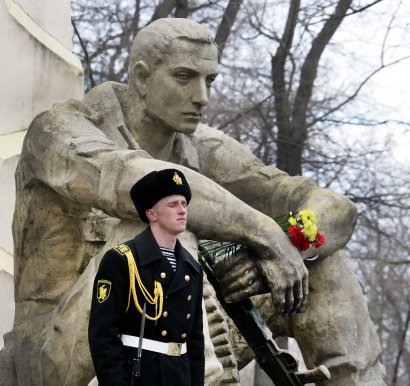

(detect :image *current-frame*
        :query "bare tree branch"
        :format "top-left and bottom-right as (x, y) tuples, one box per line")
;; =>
(150, 0), (175, 23)
(308, 55), (410, 128)
(392, 306), (410, 384)
(282, 0), (353, 175)
(215, 0), (243, 60)
(175, 0), (188, 18)
(71, 17), (96, 87)
(271, 0), (300, 175)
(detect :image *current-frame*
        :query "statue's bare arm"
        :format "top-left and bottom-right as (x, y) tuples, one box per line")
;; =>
(194, 124), (358, 259)
(23, 108), (307, 314)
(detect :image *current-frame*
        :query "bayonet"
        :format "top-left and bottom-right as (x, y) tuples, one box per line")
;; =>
(131, 302), (146, 385)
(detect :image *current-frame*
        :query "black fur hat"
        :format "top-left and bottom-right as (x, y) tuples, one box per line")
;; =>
(130, 169), (191, 223)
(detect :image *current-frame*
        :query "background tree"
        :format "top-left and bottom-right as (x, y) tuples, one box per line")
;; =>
(71, 1), (410, 384)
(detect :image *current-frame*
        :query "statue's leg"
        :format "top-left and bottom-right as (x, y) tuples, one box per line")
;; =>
(257, 250), (386, 386)
(38, 221), (142, 385)
(39, 253), (100, 386)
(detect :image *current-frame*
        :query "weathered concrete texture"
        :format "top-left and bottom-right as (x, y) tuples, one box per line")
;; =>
(14, 0), (73, 47)
(0, 0), (83, 353)
(0, 0), (83, 135)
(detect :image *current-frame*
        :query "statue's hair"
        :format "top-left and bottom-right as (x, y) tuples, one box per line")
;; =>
(129, 18), (217, 80)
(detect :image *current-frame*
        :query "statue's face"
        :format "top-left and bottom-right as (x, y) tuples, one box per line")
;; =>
(143, 39), (219, 134)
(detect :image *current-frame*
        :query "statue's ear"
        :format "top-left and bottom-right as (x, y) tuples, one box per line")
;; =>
(132, 60), (150, 97)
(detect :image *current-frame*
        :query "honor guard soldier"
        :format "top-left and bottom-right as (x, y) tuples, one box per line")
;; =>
(88, 169), (205, 386)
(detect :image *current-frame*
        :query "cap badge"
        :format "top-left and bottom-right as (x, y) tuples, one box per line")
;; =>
(97, 279), (112, 303)
(173, 172), (183, 185)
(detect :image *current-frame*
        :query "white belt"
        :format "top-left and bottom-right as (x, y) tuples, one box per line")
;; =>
(121, 334), (187, 356)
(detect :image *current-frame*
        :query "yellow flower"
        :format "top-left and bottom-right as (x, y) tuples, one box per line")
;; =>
(303, 221), (317, 241)
(288, 216), (297, 226)
(300, 209), (316, 226)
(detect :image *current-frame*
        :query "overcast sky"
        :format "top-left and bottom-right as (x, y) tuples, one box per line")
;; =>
(330, 0), (410, 166)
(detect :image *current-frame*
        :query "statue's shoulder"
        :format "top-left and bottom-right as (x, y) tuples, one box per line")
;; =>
(45, 81), (127, 126)
(193, 122), (250, 150)
(193, 122), (232, 141)
(83, 81), (126, 107)
(28, 82), (127, 128)
(195, 122), (222, 135)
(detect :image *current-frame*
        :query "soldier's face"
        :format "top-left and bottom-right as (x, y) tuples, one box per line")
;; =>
(148, 194), (188, 236)
(143, 40), (219, 134)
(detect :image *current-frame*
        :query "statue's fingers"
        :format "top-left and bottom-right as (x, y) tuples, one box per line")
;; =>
(220, 269), (257, 292)
(297, 275), (309, 313)
(214, 259), (257, 281)
(221, 279), (266, 301)
(284, 286), (295, 316)
(223, 278), (266, 302)
(292, 280), (303, 313)
(270, 287), (286, 316)
(219, 261), (260, 285)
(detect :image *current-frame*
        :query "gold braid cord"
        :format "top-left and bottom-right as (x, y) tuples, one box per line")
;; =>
(114, 244), (163, 321)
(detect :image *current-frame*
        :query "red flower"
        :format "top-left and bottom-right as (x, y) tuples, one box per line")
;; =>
(287, 227), (310, 251)
(313, 232), (325, 248)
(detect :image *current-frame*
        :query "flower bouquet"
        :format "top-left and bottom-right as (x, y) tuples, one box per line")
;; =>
(274, 209), (325, 252)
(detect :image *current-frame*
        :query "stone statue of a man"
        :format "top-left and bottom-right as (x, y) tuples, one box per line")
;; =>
(1, 18), (385, 386)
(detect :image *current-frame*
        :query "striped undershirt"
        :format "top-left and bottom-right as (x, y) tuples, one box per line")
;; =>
(160, 247), (177, 271)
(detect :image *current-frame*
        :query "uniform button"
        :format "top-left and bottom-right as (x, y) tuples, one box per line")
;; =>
(181, 333), (187, 339)
(186, 314), (191, 319)
(161, 330), (167, 336)
(187, 295), (192, 301)
(185, 275), (190, 281)
(160, 272), (166, 279)
(162, 311), (168, 318)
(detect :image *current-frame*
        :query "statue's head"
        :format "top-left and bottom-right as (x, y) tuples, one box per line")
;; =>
(128, 18), (219, 134)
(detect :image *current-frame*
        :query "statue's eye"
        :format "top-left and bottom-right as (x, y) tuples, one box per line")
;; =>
(206, 75), (217, 88)
(175, 72), (192, 82)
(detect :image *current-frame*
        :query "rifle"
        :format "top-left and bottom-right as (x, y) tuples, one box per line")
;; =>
(200, 244), (330, 385)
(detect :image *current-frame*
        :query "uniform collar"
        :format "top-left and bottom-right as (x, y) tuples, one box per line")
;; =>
(131, 228), (199, 295)
(132, 227), (199, 275)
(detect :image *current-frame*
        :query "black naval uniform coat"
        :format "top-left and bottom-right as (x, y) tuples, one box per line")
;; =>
(88, 227), (204, 386)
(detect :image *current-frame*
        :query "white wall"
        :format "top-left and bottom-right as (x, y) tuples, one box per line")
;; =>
(0, 0), (84, 348)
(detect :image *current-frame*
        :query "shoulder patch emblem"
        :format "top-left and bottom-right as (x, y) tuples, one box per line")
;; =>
(114, 244), (130, 255)
(97, 279), (112, 303)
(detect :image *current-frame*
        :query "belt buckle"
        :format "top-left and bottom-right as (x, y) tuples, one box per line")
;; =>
(167, 342), (182, 356)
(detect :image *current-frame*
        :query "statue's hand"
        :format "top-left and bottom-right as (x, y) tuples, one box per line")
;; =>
(256, 249), (309, 316)
(227, 216), (309, 316)
(299, 189), (358, 258)
(212, 248), (269, 303)
(211, 245), (308, 316)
